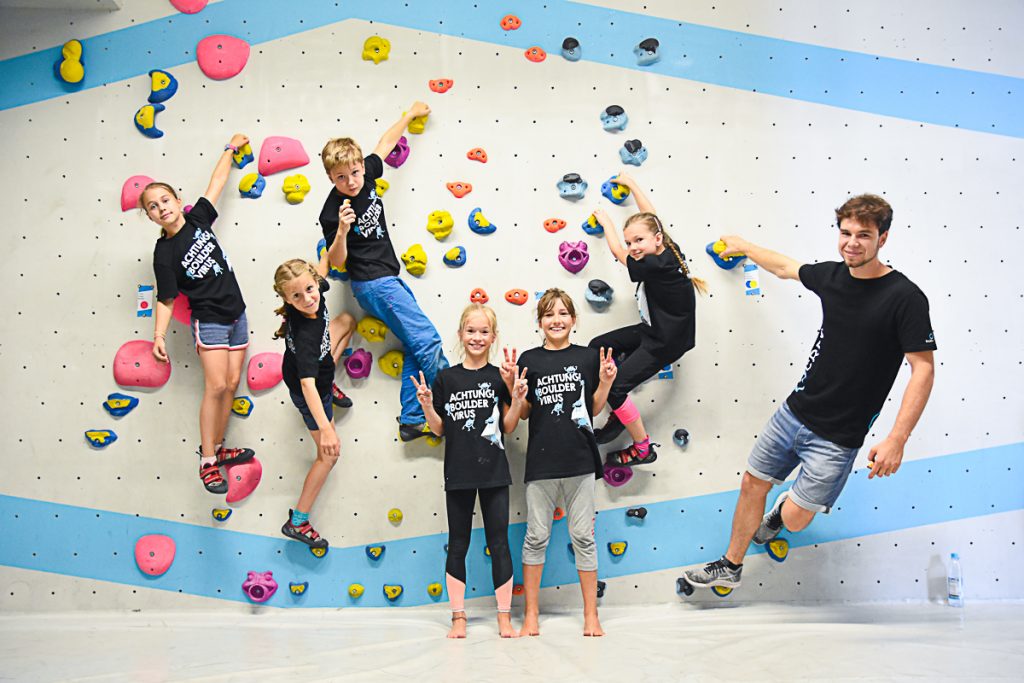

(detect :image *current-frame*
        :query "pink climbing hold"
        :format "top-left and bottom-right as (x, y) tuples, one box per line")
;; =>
(169, 0), (208, 13)
(114, 340), (172, 388)
(135, 534), (176, 576)
(344, 348), (372, 379)
(121, 175), (154, 211)
(196, 34), (250, 81)
(257, 136), (310, 176)
(242, 570), (277, 603)
(172, 292), (192, 326)
(226, 457), (262, 504)
(247, 352), (283, 391)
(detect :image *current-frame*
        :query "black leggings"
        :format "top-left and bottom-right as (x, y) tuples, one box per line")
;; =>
(589, 324), (683, 410)
(445, 486), (513, 588)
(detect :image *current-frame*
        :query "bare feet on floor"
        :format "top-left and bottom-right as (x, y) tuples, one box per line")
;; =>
(519, 612), (540, 637)
(497, 612), (519, 638)
(583, 612), (605, 637)
(447, 612), (467, 639)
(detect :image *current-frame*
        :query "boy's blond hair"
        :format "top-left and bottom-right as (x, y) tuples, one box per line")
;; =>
(321, 137), (364, 174)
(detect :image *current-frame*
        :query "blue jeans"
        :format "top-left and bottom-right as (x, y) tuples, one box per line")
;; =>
(350, 276), (448, 424)
(746, 401), (860, 514)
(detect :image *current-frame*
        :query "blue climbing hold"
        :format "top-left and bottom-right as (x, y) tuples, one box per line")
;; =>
(85, 429), (118, 448)
(468, 208), (497, 235)
(289, 581), (309, 596)
(212, 508), (232, 521)
(585, 279), (613, 310)
(600, 105), (628, 132)
(316, 238), (349, 281)
(601, 177), (631, 205)
(365, 545), (386, 560)
(443, 246), (467, 268)
(634, 38), (661, 66)
(103, 393), (139, 417)
(147, 69), (178, 104)
(238, 173), (265, 199)
(619, 139), (648, 166)
(561, 37), (581, 61)
(673, 428), (690, 447)
(557, 173), (587, 200)
(232, 142), (254, 170)
(134, 103), (165, 138)
(581, 214), (604, 236)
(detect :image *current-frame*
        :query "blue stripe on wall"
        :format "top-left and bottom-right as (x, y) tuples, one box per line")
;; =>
(1, 0), (1021, 136)
(1, 442), (1020, 607)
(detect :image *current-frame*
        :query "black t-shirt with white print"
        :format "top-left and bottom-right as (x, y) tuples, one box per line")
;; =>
(519, 344), (603, 483)
(282, 280), (334, 399)
(786, 261), (937, 449)
(626, 248), (696, 359)
(318, 154), (400, 282)
(432, 364), (513, 491)
(153, 197), (245, 323)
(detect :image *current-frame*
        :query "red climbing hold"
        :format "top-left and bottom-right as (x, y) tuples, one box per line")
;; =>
(524, 46), (547, 63)
(470, 288), (489, 304)
(446, 182), (473, 198)
(467, 147), (488, 163)
(429, 78), (454, 94)
(505, 289), (528, 306)
(543, 218), (567, 233)
(500, 14), (522, 30)
(553, 507), (566, 521)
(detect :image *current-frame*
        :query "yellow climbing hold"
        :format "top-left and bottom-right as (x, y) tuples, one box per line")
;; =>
(426, 210), (454, 240)
(58, 39), (84, 84)
(362, 36), (391, 64)
(375, 178), (389, 196)
(348, 583), (365, 598)
(379, 350), (404, 379)
(387, 507), (403, 525)
(401, 244), (427, 277)
(406, 112), (429, 134)
(282, 174), (311, 204)
(357, 316), (388, 343)
(427, 582), (443, 597)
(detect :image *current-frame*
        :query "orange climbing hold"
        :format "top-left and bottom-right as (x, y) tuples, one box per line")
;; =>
(470, 288), (489, 304)
(500, 14), (522, 30)
(543, 218), (567, 233)
(553, 507), (566, 521)
(429, 78), (453, 94)
(524, 46), (547, 63)
(505, 289), (528, 306)
(467, 147), (488, 163)
(446, 181), (473, 198)
(512, 584), (524, 595)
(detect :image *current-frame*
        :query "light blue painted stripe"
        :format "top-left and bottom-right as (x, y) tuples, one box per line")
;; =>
(0, 442), (1020, 607)
(1, 0), (1020, 137)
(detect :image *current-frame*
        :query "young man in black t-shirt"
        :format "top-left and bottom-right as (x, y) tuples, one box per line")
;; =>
(318, 102), (449, 442)
(683, 194), (937, 592)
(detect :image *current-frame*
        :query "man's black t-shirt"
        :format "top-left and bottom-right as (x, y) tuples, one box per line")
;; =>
(153, 197), (245, 323)
(626, 248), (696, 359)
(282, 280), (334, 398)
(318, 154), (400, 282)
(786, 261), (937, 448)
(520, 345), (602, 483)
(432, 364), (513, 491)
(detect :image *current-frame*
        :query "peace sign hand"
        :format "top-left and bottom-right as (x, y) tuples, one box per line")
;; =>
(410, 370), (433, 408)
(511, 366), (529, 403)
(599, 347), (618, 382)
(500, 347), (519, 387)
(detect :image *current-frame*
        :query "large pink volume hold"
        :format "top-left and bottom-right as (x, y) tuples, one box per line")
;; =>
(196, 35), (250, 80)
(247, 352), (283, 391)
(121, 175), (154, 211)
(135, 534), (176, 576)
(114, 340), (172, 388)
(169, 0), (208, 13)
(226, 458), (262, 503)
(258, 136), (310, 176)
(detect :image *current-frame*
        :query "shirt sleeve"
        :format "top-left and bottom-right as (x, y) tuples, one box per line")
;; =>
(798, 262), (830, 294)
(364, 154), (384, 182)
(431, 372), (446, 418)
(319, 279), (331, 295)
(153, 248), (179, 302)
(292, 321), (321, 380)
(187, 197), (218, 231)
(626, 255), (652, 283)
(896, 288), (938, 353)
(496, 376), (512, 408)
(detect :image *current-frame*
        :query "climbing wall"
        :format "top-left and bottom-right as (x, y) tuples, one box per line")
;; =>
(0, 0), (1021, 611)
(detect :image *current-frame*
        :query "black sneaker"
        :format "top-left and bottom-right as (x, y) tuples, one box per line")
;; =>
(331, 383), (353, 409)
(752, 491), (788, 545)
(199, 461), (227, 494)
(605, 441), (659, 467)
(595, 413), (625, 444)
(398, 420), (435, 442)
(685, 557), (742, 589)
(281, 511), (329, 550)
(213, 445), (255, 467)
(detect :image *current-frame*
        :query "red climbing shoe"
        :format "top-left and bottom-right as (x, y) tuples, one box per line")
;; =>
(215, 445), (255, 467)
(331, 383), (353, 408)
(199, 461), (227, 494)
(605, 442), (659, 467)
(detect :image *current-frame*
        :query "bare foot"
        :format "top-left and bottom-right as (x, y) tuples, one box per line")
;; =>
(497, 612), (519, 638)
(519, 612), (540, 637)
(447, 612), (467, 639)
(583, 613), (605, 637)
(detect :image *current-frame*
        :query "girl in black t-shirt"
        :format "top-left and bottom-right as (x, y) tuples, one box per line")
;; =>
(588, 171), (706, 467)
(145, 133), (257, 495)
(411, 304), (522, 639)
(272, 258), (356, 553)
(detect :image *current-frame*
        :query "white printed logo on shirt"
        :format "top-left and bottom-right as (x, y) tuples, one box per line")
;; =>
(445, 382), (502, 448)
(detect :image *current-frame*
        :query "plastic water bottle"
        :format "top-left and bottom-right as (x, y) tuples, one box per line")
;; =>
(947, 552), (963, 607)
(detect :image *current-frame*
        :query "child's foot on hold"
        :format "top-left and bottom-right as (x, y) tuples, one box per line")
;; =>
(447, 612), (467, 639)
(497, 612), (519, 639)
(214, 444), (255, 466)
(398, 420), (435, 442)
(199, 461), (227, 494)
(605, 441), (659, 467)
(594, 413), (625, 444)
(583, 612), (605, 637)
(331, 383), (353, 408)
(280, 511), (329, 550)
(519, 612), (540, 637)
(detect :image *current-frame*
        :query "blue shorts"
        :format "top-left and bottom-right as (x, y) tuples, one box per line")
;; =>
(191, 312), (249, 352)
(746, 401), (860, 514)
(289, 389), (333, 432)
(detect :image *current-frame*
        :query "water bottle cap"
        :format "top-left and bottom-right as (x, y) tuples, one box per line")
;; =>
(951, 552), (959, 559)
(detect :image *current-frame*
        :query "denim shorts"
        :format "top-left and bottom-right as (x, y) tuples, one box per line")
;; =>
(289, 389), (333, 432)
(746, 401), (860, 513)
(191, 311), (249, 352)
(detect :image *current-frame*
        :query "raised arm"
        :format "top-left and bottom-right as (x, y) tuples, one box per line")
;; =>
(592, 208), (628, 265)
(373, 102), (430, 158)
(325, 199), (354, 272)
(719, 235), (803, 280)
(592, 348), (618, 415)
(614, 171), (655, 215)
(867, 350), (935, 479)
(502, 367), (530, 432)
(203, 133), (248, 206)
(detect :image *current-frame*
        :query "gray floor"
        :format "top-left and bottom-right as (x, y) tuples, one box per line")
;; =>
(1, 602), (1022, 682)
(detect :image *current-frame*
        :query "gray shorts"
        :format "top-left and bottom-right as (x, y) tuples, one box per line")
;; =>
(522, 474), (597, 572)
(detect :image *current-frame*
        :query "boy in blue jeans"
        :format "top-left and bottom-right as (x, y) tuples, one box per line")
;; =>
(318, 101), (448, 441)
